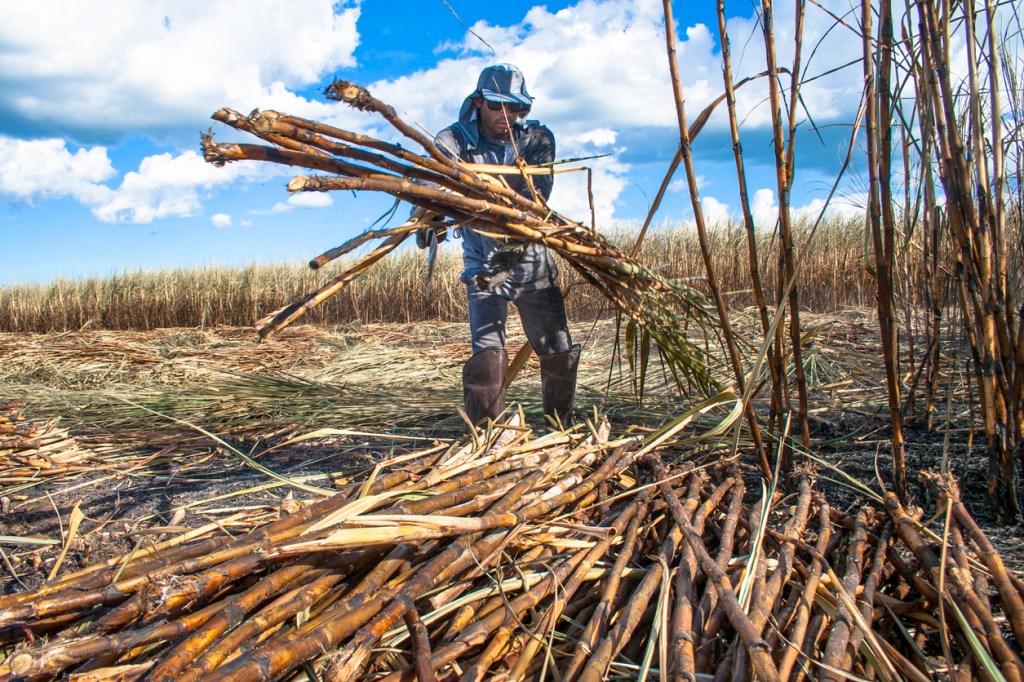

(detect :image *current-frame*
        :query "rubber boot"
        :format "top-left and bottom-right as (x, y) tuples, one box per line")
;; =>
(540, 343), (581, 423)
(463, 347), (508, 425)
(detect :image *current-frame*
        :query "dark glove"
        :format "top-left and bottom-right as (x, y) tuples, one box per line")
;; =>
(415, 219), (448, 249)
(474, 244), (527, 291)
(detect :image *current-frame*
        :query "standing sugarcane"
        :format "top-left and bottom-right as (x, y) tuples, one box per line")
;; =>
(715, 0), (785, 462)
(862, 0), (909, 502)
(909, 0), (1020, 522)
(661, 0), (772, 480)
(760, 0), (813, 454)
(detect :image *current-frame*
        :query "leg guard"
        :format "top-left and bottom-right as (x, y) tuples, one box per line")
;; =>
(540, 343), (581, 423)
(463, 347), (508, 425)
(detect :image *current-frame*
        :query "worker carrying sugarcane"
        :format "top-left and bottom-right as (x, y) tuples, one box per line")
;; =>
(415, 63), (580, 427)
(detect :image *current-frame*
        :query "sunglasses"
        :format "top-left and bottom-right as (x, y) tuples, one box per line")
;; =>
(483, 100), (527, 113)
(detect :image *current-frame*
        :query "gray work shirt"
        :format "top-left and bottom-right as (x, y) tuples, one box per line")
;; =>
(435, 107), (560, 291)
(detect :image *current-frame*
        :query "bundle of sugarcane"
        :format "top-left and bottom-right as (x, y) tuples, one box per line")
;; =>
(2, 415), (1022, 681)
(0, 404), (102, 484)
(200, 81), (718, 392)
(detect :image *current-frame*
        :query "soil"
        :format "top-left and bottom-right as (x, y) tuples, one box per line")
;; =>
(2, 311), (1022, 596)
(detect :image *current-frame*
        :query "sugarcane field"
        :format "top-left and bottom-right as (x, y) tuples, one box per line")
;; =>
(2, 0), (1024, 680)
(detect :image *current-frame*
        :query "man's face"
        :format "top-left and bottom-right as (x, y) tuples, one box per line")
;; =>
(474, 96), (524, 140)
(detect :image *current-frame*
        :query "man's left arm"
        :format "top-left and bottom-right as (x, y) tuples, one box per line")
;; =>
(522, 124), (556, 202)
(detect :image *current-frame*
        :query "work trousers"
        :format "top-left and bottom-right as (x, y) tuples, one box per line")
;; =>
(466, 280), (573, 357)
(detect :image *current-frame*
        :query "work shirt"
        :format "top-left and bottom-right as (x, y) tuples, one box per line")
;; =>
(436, 106), (560, 291)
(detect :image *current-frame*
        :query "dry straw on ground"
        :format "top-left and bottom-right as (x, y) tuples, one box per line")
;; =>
(3, 415), (1023, 682)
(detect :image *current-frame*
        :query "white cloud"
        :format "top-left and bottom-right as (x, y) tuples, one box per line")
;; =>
(0, 0), (362, 141)
(562, 128), (618, 147)
(0, 137), (115, 204)
(752, 188), (777, 227)
(700, 196), (731, 226)
(288, 192), (334, 209)
(262, 191), (335, 214)
(549, 161), (627, 225)
(92, 150), (264, 224)
(670, 174), (707, 194)
(211, 213), (232, 228)
(745, 187), (867, 228)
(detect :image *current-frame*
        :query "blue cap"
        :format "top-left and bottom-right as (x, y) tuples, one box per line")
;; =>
(474, 64), (534, 108)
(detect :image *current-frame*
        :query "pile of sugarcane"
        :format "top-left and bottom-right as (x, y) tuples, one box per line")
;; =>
(0, 403), (100, 483)
(200, 81), (717, 391)
(2, 415), (1022, 681)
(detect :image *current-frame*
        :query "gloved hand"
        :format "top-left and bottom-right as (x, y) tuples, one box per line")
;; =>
(415, 216), (449, 249)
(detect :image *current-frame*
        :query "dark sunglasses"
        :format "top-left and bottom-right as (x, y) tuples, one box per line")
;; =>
(483, 100), (526, 113)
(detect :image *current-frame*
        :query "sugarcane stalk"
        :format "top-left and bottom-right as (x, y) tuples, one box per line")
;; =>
(458, 541), (597, 682)
(575, 511), (688, 682)
(297, 469), (549, 681)
(247, 114), (451, 184)
(421, 483), (622, 663)
(103, 550), (277, 633)
(392, 470), (528, 517)
(921, 471), (1024, 649)
(862, 0), (909, 502)
(671, 516), (701, 682)
(561, 474), (653, 681)
(873, 634), (935, 682)
(202, 137), (403, 184)
(777, 502), (832, 681)
(277, 446), (633, 555)
(248, 111), (553, 219)
(1, 599), (227, 680)
(671, 475), (739, 682)
(649, 458), (779, 682)
(505, 606), (557, 681)
(786, 609), (824, 682)
(402, 607), (436, 682)
(736, 480), (811, 681)
(324, 80), (461, 174)
(257, 231), (409, 337)
(0, 533), (232, 614)
(819, 508), (870, 680)
(433, 545), (556, 642)
(714, 0), (783, 454)
(179, 546), (401, 682)
(920, 0), (1019, 522)
(147, 549), (378, 680)
(660, 0), (769, 479)
(844, 521), (893, 673)
(288, 175), (615, 262)
(206, 108), (334, 159)
(4, 478), (407, 675)
(693, 479), (745, 659)
(884, 492), (1023, 681)
(503, 494), (651, 680)
(760, 0), (811, 450)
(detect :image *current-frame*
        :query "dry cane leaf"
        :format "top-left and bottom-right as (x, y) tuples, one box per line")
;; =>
(47, 500), (85, 582)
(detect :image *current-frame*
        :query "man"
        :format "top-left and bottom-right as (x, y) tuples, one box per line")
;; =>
(417, 63), (580, 426)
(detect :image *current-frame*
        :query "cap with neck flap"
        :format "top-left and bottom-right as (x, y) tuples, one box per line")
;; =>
(455, 64), (535, 148)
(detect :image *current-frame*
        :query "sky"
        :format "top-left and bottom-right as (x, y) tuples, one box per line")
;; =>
(0, 0), (902, 284)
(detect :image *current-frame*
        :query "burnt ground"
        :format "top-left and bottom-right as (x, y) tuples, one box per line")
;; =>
(1, 311), (1023, 595)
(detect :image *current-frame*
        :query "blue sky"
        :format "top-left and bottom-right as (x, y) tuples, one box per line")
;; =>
(0, 0), (880, 284)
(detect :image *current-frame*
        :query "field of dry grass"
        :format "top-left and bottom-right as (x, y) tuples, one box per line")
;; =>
(0, 218), (902, 333)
